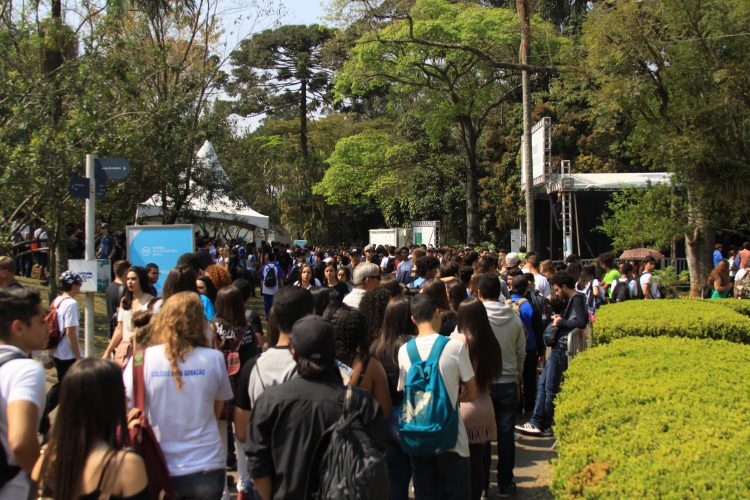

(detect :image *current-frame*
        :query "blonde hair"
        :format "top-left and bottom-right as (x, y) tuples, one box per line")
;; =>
(152, 292), (207, 390)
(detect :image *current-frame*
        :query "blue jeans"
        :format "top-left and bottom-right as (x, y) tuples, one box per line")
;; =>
(171, 469), (225, 500)
(530, 346), (568, 430)
(490, 382), (518, 489)
(262, 293), (274, 319)
(410, 452), (470, 500)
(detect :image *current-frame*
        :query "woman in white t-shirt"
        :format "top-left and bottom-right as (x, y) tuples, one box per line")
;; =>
(102, 267), (154, 368)
(294, 264), (322, 289)
(123, 292), (233, 500)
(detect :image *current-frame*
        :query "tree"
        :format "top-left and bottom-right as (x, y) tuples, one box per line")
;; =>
(597, 183), (685, 253)
(335, 0), (562, 244)
(227, 24), (336, 165)
(582, 0), (750, 295)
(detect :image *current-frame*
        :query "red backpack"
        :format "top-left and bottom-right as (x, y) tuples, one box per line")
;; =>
(44, 297), (73, 349)
(128, 349), (174, 499)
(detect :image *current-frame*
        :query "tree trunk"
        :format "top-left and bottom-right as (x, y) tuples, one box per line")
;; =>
(299, 77), (308, 166)
(685, 187), (713, 297)
(517, 0), (534, 252)
(458, 119), (480, 245)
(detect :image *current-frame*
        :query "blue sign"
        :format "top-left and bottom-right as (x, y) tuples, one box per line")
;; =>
(126, 225), (194, 295)
(95, 157), (130, 180)
(95, 181), (106, 200)
(69, 176), (89, 198)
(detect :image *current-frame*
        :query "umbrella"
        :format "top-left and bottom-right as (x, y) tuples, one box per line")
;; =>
(619, 248), (665, 260)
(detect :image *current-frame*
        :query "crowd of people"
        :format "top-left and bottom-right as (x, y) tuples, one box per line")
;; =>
(0, 236), (745, 500)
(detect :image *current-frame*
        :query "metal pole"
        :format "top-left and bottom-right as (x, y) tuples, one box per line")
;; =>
(84, 154), (95, 357)
(518, 0), (534, 252)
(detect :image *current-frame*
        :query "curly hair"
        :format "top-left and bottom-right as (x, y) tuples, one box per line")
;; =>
(152, 292), (208, 390)
(359, 287), (393, 345)
(205, 264), (232, 291)
(331, 306), (367, 367)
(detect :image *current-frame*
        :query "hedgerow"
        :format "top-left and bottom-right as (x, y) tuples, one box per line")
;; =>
(594, 299), (750, 344)
(708, 298), (750, 318)
(553, 337), (750, 499)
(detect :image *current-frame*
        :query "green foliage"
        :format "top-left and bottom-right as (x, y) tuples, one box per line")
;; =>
(652, 266), (689, 298)
(597, 183), (685, 253)
(706, 299), (750, 319)
(594, 299), (750, 345)
(554, 336), (750, 498)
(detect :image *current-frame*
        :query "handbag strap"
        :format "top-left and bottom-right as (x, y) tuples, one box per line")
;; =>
(132, 349), (146, 411)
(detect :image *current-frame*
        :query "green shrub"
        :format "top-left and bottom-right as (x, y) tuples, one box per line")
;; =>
(594, 299), (750, 344)
(553, 337), (750, 499)
(708, 298), (750, 318)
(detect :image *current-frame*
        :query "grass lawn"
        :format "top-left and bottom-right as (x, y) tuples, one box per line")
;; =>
(20, 277), (269, 357)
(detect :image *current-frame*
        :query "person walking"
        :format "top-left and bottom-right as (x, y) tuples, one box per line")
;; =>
(32, 359), (148, 499)
(123, 292), (234, 500)
(40, 271), (83, 439)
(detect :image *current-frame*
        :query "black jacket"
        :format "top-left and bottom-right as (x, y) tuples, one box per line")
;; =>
(557, 293), (588, 337)
(247, 374), (386, 499)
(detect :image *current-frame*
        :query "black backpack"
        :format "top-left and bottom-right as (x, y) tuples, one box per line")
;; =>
(384, 256), (396, 274)
(305, 386), (389, 500)
(263, 264), (277, 288)
(0, 351), (30, 487)
(611, 280), (632, 303)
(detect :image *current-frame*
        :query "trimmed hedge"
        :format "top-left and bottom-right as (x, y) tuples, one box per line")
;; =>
(553, 337), (750, 498)
(594, 299), (750, 345)
(708, 298), (750, 318)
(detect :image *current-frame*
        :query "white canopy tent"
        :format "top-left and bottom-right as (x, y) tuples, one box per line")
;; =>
(135, 141), (269, 231)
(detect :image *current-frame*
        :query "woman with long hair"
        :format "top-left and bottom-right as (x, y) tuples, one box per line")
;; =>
(421, 279), (456, 336)
(102, 267), (154, 367)
(576, 264), (604, 314)
(204, 264), (233, 293)
(196, 276), (218, 305)
(359, 286), (393, 345)
(123, 292), (233, 500)
(150, 266), (198, 314)
(32, 358), (148, 499)
(336, 266), (354, 292)
(452, 298), (502, 500)
(323, 263), (339, 288)
(368, 296), (416, 500)
(330, 306), (391, 417)
(294, 264), (322, 289)
(709, 260), (732, 298)
(447, 279), (467, 314)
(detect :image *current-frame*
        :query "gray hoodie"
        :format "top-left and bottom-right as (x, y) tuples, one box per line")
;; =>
(482, 300), (526, 384)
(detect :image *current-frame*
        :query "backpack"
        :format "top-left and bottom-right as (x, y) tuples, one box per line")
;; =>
(384, 256), (396, 274)
(128, 349), (174, 499)
(735, 272), (750, 299)
(0, 351), (28, 488)
(611, 280), (632, 303)
(398, 335), (459, 456)
(506, 298), (529, 318)
(45, 297), (73, 349)
(263, 264), (277, 288)
(306, 386), (389, 500)
(634, 275), (646, 300)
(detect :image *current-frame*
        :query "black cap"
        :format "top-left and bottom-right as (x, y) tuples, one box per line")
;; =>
(350, 248), (362, 256)
(291, 315), (335, 363)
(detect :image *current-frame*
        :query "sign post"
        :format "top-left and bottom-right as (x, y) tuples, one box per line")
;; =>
(84, 154), (96, 357)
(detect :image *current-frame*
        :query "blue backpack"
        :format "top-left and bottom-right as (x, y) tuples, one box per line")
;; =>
(398, 335), (459, 456)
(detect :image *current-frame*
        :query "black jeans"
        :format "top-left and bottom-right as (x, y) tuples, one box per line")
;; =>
(40, 357), (76, 435)
(410, 452), (470, 500)
(490, 382), (519, 489)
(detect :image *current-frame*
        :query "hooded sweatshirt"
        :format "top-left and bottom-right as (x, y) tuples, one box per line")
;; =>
(482, 300), (526, 384)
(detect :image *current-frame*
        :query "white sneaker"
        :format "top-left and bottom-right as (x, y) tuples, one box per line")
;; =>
(515, 422), (543, 436)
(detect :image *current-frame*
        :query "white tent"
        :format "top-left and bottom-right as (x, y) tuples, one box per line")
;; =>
(135, 141), (269, 230)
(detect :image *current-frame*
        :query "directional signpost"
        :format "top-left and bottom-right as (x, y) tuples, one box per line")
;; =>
(73, 155), (130, 357)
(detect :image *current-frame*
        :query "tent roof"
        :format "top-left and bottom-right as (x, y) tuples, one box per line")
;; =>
(135, 141), (269, 230)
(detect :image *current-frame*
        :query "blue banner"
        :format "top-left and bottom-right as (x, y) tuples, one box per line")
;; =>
(126, 225), (194, 295)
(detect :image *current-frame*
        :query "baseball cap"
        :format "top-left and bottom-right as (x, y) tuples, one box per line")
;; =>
(100, 223), (109, 229)
(350, 248), (362, 256)
(60, 270), (83, 285)
(505, 252), (520, 268)
(291, 315), (335, 363)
